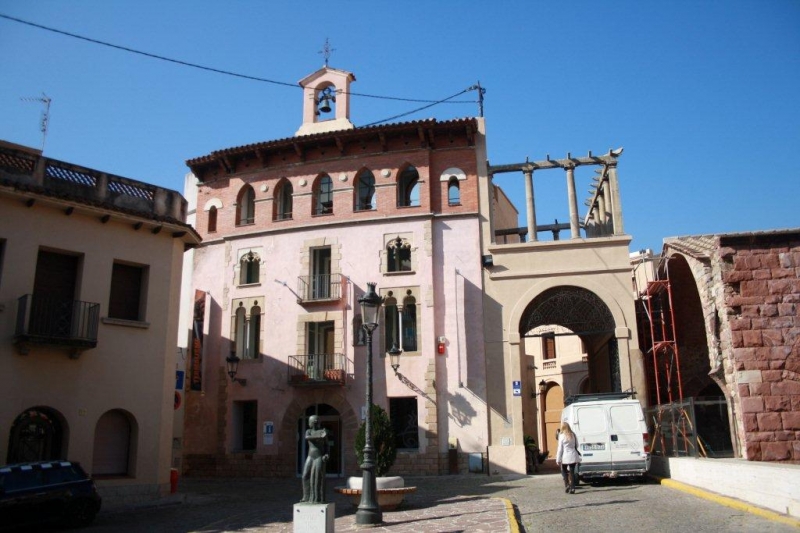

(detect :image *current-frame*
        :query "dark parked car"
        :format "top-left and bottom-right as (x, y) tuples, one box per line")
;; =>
(0, 461), (101, 529)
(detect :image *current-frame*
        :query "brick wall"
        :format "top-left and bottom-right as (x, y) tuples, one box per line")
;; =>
(721, 233), (800, 461)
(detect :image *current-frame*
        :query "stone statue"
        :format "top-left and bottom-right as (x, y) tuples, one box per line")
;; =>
(300, 415), (329, 504)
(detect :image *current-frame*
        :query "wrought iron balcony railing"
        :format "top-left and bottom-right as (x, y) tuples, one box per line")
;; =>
(297, 274), (343, 303)
(288, 353), (346, 386)
(15, 294), (100, 354)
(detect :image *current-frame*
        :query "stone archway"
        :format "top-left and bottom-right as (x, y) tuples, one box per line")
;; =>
(520, 286), (620, 392)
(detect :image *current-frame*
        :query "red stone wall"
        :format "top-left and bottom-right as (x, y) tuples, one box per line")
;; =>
(722, 234), (800, 461)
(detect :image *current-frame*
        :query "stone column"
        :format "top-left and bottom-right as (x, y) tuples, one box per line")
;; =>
(523, 169), (538, 242)
(565, 166), (580, 239)
(608, 164), (624, 235)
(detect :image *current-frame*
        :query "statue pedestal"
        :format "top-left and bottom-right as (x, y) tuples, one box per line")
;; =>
(293, 502), (334, 533)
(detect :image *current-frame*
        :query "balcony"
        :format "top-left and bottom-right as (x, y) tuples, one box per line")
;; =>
(297, 274), (344, 304)
(14, 294), (100, 356)
(288, 354), (346, 387)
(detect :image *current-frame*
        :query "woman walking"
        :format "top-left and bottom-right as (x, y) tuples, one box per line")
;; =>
(555, 421), (581, 494)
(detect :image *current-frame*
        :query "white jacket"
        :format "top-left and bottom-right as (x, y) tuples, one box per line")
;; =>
(556, 433), (581, 465)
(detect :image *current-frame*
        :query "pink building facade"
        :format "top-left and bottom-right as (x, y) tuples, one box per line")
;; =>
(180, 68), (493, 477)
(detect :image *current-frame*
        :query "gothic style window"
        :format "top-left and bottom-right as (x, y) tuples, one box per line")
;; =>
(232, 300), (261, 360)
(383, 289), (418, 353)
(448, 177), (460, 206)
(239, 251), (261, 285)
(401, 294), (418, 352)
(355, 169), (376, 211)
(387, 236), (412, 272)
(398, 165), (420, 207)
(208, 206), (218, 232)
(237, 185), (256, 225)
(314, 175), (333, 215)
(274, 179), (293, 221)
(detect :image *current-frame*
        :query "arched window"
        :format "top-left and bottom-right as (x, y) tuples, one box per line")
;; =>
(355, 169), (376, 211)
(7, 407), (65, 463)
(447, 177), (460, 206)
(314, 175), (333, 215)
(237, 185), (255, 225)
(398, 166), (420, 207)
(233, 301), (261, 360)
(92, 410), (133, 476)
(401, 293), (418, 352)
(387, 236), (412, 272)
(274, 179), (293, 221)
(239, 251), (260, 285)
(208, 206), (218, 232)
(383, 294), (399, 352)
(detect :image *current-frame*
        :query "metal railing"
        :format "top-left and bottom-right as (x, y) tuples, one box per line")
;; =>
(15, 294), (100, 348)
(287, 353), (346, 385)
(297, 274), (343, 302)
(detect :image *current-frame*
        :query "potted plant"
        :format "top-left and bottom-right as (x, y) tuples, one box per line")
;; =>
(335, 404), (416, 510)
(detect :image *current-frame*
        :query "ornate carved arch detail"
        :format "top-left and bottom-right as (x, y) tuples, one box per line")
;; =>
(520, 286), (616, 335)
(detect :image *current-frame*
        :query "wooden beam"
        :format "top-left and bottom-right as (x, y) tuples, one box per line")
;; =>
(64, 206), (74, 216)
(172, 231), (187, 238)
(100, 214), (110, 224)
(151, 226), (162, 235)
(25, 198), (35, 208)
(133, 222), (143, 230)
(489, 154), (618, 175)
(292, 141), (305, 160)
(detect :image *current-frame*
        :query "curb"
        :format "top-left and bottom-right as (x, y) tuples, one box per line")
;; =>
(499, 497), (521, 533)
(654, 476), (800, 528)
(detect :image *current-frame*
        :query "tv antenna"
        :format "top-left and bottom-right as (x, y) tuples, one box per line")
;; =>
(20, 93), (52, 152)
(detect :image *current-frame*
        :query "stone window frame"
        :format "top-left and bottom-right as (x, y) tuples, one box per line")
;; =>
(379, 285), (421, 357)
(233, 248), (263, 287)
(230, 296), (263, 360)
(381, 232), (417, 275)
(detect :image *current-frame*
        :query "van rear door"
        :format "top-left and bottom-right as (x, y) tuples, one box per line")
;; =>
(608, 403), (645, 467)
(574, 405), (612, 469)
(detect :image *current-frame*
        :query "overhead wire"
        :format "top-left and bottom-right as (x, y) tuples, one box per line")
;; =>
(0, 13), (477, 106)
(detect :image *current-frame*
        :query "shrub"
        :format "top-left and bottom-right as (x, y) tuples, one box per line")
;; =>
(355, 404), (397, 477)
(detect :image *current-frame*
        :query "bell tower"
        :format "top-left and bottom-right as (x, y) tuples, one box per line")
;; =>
(295, 67), (356, 136)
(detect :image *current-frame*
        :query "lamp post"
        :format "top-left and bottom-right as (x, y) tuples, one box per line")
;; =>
(356, 282), (383, 525)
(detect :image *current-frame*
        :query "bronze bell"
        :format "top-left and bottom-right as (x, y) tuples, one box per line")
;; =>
(318, 95), (332, 114)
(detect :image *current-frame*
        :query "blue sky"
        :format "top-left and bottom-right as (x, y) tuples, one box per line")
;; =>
(1, 1), (798, 251)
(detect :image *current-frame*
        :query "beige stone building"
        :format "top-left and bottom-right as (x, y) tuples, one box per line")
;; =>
(478, 152), (645, 474)
(0, 140), (200, 503)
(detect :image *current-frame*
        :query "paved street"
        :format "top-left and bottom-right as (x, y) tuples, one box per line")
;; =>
(77, 462), (797, 533)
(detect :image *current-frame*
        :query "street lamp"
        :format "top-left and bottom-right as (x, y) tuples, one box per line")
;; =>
(356, 282), (383, 525)
(388, 343), (402, 374)
(225, 354), (247, 385)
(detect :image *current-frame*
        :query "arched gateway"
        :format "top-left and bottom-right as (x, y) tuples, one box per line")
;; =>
(521, 286), (622, 393)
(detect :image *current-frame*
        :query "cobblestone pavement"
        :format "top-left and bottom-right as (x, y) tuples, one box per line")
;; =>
(82, 461), (797, 533)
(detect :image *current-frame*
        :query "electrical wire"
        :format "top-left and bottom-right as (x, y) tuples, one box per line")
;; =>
(0, 13), (476, 105)
(363, 88), (474, 127)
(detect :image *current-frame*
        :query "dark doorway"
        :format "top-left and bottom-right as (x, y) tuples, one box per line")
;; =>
(298, 404), (342, 476)
(30, 250), (79, 338)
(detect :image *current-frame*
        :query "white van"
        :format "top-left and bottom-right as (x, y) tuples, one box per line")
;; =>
(560, 392), (650, 480)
